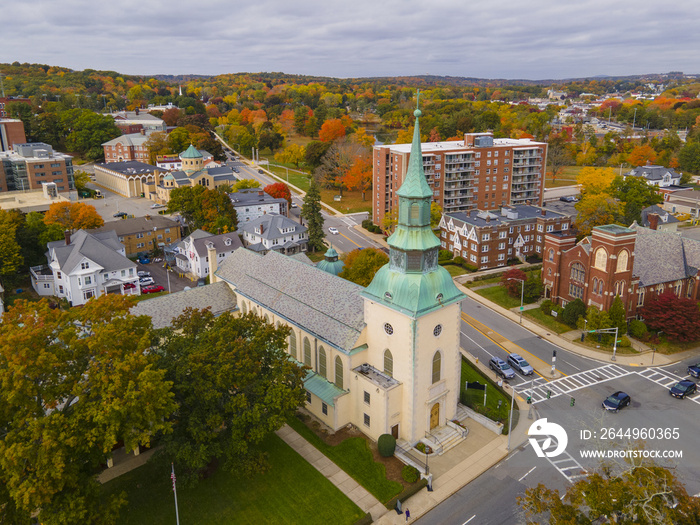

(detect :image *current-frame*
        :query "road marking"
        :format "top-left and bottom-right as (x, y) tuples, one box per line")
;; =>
(531, 438), (587, 483)
(561, 360), (581, 371)
(461, 313), (560, 379)
(518, 466), (537, 482)
(463, 515), (476, 525)
(337, 231), (361, 248)
(460, 332), (495, 358)
(637, 368), (700, 406)
(518, 364), (632, 403)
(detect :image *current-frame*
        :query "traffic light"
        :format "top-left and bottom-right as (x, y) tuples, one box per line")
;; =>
(546, 390), (551, 399)
(570, 397), (575, 407)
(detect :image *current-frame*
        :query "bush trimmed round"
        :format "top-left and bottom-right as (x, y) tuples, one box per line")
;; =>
(378, 434), (396, 457)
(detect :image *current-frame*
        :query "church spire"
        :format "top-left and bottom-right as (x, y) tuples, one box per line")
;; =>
(362, 91), (464, 317)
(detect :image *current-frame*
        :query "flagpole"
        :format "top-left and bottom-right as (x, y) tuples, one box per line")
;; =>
(171, 463), (180, 525)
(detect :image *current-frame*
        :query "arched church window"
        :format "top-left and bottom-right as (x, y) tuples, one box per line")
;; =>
(303, 337), (311, 367)
(594, 247), (607, 271)
(289, 332), (297, 360)
(616, 250), (629, 272)
(335, 357), (343, 389)
(432, 351), (442, 384)
(384, 349), (393, 377)
(319, 347), (327, 378)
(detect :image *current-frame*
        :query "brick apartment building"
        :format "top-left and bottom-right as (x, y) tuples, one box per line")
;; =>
(372, 132), (548, 226)
(0, 97), (31, 118)
(89, 215), (182, 257)
(102, 131), (152, 163)
(439, 205), (571, 270)
(0, 119), (27, 151)
(0, 142), (74, 193)
(541, 224), (700, 319)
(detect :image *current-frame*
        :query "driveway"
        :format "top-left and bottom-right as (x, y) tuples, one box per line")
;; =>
(136, 260), (193, 294)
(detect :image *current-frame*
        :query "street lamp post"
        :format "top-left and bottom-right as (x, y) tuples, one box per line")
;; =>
(508, 277), (526, 324)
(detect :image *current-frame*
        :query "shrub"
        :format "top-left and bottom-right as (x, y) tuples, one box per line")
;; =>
(540, 299), (554, 315)
(362, 219), (372, 229)
(377, 434), (396, 457)
(628, 319), (648, 339)
(439, 249), (453, 262)
(401, 465), (420, 484)
(415, 442), (426, 453)
(561, 299), (587, 328)
(618, 336), (631, 347)
(454, 256), (467, 268)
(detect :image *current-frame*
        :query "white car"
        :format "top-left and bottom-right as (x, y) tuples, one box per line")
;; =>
(150, 203), (165, 209)
(328, 227), (339, 235)
(139, 277), (155, 286)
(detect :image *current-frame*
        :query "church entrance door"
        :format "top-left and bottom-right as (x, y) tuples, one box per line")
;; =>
(430, 402), (440, 430)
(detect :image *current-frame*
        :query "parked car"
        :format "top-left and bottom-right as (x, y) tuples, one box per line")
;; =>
(489, 357), (515, 380)
(139, 277), (155, 286)
(137, 271), (150, 277)
(602, 391), (631, 412)
(113, 211), (127, 218)
(687, 363), (700, 378)
(137, 256), (151, 264)
(291, 202), (298, 208)
(123, 282), (137, 290)
(559, 195), (578, 203)
(670, 380), (696, 399)
(150, 203), (165, 209)
(507, 354), (534, 376)
(328, 227), (339, 235)
(258, 169), (264, 174)
(142, 284), (165, 294)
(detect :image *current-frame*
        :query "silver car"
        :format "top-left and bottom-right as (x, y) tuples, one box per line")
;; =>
(507, 354), (534, 376)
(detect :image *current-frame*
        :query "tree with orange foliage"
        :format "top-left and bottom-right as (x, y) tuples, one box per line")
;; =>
(264, 182), (292, 205)
(343, 155), (372, 200)
(627, 144), (657, 167)
(44, 202), (104, 231)
(162, 107), (182, 127)
(428, 127), (441, 142)
(318, 118), (347, 142)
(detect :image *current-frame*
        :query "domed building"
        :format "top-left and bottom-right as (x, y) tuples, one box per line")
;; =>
(316, 246), (345, 276)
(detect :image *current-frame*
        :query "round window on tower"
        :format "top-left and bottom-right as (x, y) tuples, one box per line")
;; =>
(433, 324), (443, 337)
(384, 291), (393, 301)
(384, 323), (394, 336)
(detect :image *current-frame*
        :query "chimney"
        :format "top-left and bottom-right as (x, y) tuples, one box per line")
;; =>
(207, 242), (218, 284)
(145, 214), (151, 221)
(258, 190), (264, 196)
(648, 213), (659, 230)
(260, 223), (264, 234)
(64, 230), (71, 245)
(541, 208), (546, 217)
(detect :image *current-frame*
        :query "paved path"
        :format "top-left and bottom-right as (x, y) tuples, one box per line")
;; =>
(275, 424), (387, 520)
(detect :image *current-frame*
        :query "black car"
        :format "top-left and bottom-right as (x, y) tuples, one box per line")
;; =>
(687, 363), (700, 379)
(113, 211), (127, 218)
(602, 391), (631, 412)
(670, 380), (697, 399)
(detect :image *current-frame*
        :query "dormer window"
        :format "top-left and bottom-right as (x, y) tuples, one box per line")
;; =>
(224, 238), (232, 246)
(81, 262), (89, 270)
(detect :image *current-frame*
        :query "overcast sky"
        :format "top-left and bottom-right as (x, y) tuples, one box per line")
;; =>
(2, 0), (699, 80)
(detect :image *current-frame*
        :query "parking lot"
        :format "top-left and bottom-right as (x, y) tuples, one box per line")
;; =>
(136, 260), (194, 295)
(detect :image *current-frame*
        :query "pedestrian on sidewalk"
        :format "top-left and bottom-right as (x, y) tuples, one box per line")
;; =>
(405, 508), (411, 521)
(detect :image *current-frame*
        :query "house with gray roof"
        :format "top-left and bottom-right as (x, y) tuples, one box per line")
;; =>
(664, 189), (700, 218)
(172, 229), (243, 279)
(627, 164), (681, 187)
(102, 131), (153, 163)
(229, 188), (288, 223)
(239, 213), (307, 255)
(30, 230), (140, 306)
(639, 204), (679, 232)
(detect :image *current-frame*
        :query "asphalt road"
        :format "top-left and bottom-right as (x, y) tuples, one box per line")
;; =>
(417, 297), (700, 524)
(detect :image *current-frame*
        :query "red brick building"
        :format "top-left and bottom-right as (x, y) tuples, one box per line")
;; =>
(373, 132), (548, 226)
(542, 224), (700, 319)
(0, 119), (27, 152)
(439, 205), (571, 270)
(102, 131), (151, 163)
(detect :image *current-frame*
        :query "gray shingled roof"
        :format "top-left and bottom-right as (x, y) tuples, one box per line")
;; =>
(95, 161), (160, 175)
(628, 165), (681, 182)
(230, 189), (287, 206)
(192, 232), (243, 257)
(101, 132), (152, 148)
(47, 230), (135, 274)
(640, 205), (679, 228)
(131, 281), (238, 329)
(216, 249), (365, 352)
(630, 226), (699, 287)
(447, 204), (569, 228)
(89, 215), (180, 237)
(239, 214), (307, 240)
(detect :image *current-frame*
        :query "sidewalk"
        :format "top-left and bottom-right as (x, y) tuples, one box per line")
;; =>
(275, 424), (387, 521)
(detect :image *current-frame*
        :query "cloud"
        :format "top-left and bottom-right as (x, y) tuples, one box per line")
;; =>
(1, 0), (698, 79)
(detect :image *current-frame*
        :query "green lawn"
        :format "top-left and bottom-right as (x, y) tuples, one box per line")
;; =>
(545, 166), (582, 188)
(442, 264), (468, 278)
(286, 415), (402, 504)
(466, 269), (540, 289)
(460, 358), (517, 430)
(474, 285), (526, 309)
(523, 309), (572, 334)
(104, 433), (365, 525)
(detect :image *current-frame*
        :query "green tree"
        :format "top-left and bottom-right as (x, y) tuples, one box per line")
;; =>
(156, 308), (305, 480)
(0, 296), (176, 524)
(519, 455), (700, 524)
(523, 273), (543, 303)
(61, 109), (121, 161)
(233, 178), (261, 191)
(338, 248), (389, 287)
(301, 176), (325, 252)
(274, 143), (306, 168)
(561, 298), (587, 328)
(430, 202), (443, 229)
(546, 135), (573, 180)
(0, 210), (24, 280)
(609, 295), (627, 335)
(304, 140), (332, 169)
(144, 131), (173, 164)
(73, 169), (91, 193)
(257, 129), (284, 153)
(610, 175), (663, 225)
(678, 142), (700, 174)
(167, 185), (238, 234)
(168, 127), (191, 154)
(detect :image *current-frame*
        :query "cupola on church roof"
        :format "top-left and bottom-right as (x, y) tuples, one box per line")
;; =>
(363, 92), (464, 317)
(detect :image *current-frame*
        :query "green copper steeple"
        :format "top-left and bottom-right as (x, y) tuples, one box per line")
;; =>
(363, 93), (464, 317)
